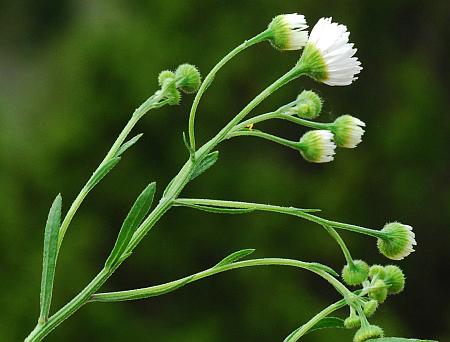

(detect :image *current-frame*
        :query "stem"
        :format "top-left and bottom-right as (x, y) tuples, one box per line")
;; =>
(233, 107), (330, 132)
(91, 258), (345, 302)
(25, 268), (111, 342)
(195, 66), (303, 160)
(322, 225), (354, 266)
(226, 130), (300, 150)
(188, 30), (270, 150)
(287, 298), (347, 341)
(175, 198), (386, 239)
(57, 93), (167, 248)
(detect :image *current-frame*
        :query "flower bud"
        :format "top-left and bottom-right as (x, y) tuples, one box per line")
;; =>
(158, 70), (176, 87)
(298, 130), (336, 163)
(175, 64), (201, 93)
(331, 115), (365, 148)
(368, 279), (388, 303)
(377, 222), (416, 260)
(342, 260), (369, 286)
(383, 265), (405, 295)
(353, 324), (384, 342)
(293, 90), (322, 119)
(267, 14), (308, 51)
(363, 299), (378, 317)
(369, 265), (385, 279)
(344, 314), (361, 329)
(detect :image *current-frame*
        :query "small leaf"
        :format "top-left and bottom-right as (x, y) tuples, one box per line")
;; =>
(177, 202), (254, 215)
(86, 157), (121, 192)
(105, 183), (156, 268)
(214, 249), (255, 268)
(39, 194), (62, 324)
(308, 262), (339, 277)
(190, 151), (219, 180)
(367, 339), (437, 342)
(92, 276), (193, 302)
(115, 133), (143, 157)
(284, 317), (344, 342)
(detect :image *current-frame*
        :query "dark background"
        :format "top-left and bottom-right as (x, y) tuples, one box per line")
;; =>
(1, 1), (449, 341)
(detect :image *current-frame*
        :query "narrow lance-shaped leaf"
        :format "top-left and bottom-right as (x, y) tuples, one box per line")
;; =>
(115, 133), (144, 157)
(39, 194), (62, 324)
(92, 276), (193, 302)
(214, 249), (255, 268)
(86, 157), (121, 192)
(105, 183), (156, 268)
(190, 151), (219, 180)
(284, 317), (344, 342)
(176, 202), (255, 215)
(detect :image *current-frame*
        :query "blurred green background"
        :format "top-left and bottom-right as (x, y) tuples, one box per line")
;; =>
(1, 0), (449, 341)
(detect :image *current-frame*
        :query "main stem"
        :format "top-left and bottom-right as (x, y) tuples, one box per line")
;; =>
(26, 61), (304, 341)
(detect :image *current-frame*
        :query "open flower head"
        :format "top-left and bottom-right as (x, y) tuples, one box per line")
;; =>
(332, 115), (366, 148)
(268, 14), (308, 51)
(377, 222), (416, 260)
(299, 130), (336, 163)
(299, 17), (362, 86)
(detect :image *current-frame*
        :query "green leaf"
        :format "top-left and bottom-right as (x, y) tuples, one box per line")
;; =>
(190, 151), (219, 180)
(214, 249), (255, 268)
(284, 317), (344, 342)
(105, 183), (156, 268)
(86, 157), (121, 192)
(92, 276), (193, 302)
(367, 339), (437, 342)
(308, 262), (339, 277)
(115, 133), (143, 157)
(177, 202), (255, 215)
(39, 194), (62, 324)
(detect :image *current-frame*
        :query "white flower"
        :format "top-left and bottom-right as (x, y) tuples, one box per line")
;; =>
(332, 115), (366, 148)
(299, 17), (362, 86)
(299, 130), (336, 163)
(268, 14), (308, 51)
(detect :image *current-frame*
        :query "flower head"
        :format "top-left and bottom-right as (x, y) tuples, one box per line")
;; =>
(332, 115), (366, 148)
(353, 324), (384, 342)
(268, 14), (308, 51)
(289, 90), (323, 119)
(175, 64), (202, 93)
(377, 222), (416, 260)
(342, 260), (370, 286)
(299, 18), (362, 86)
(383, 265), (405, 294)
(363, 299), (379, 317)
(368, 279), (388, 303)
(299, 130), (336, 163)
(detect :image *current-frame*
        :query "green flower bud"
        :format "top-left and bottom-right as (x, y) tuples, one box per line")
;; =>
(175, 64), (201, 93)
(368, 279), (388, 303)
(344, 314), (361, 329)
(383, 265), (405, 294)
(369, 265), (385, 279)
(342, 260), (370, 286)
(165, 87), (181, 105)
(363, 299), (379, 317)
(298, 130), (336, 163)
(377, 222), (416, 260)
(158, 70), (176, 87)
(331, 115), (365, 148)
(293, 90), (322, 119)
(267, 14), (308, 51)
(353, 324), (384, 342)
